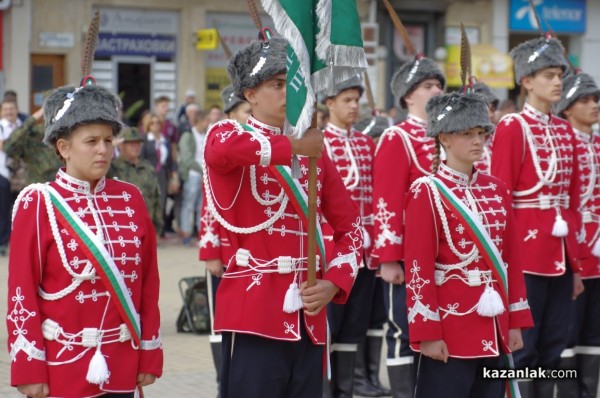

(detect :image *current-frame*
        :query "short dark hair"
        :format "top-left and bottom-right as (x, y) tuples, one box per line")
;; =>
(3, 90), (17, 99)
(154, 95), (171, 104)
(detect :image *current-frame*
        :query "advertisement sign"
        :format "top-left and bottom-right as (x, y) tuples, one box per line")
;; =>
(95, 33), (176, 59)
(509, 0), (586, 34)
(445, 44), (514, 89)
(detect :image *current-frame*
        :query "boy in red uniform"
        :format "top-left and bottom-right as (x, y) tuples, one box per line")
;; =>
(200, 35), (363, 398)
(491, 35), (585, 397)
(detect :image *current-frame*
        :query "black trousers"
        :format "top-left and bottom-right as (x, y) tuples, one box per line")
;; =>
(0, 175), (12, 246)
(220, 320), (323, 398)
(570, 278), (600, 347)
(414, 355), (505, 398)
(383, 277), (414, 361)
(328, 266), (376, 344)
(513, 271), (573, 369)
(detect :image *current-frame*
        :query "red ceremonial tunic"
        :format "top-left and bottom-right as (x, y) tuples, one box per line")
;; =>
(574, 128), (600, 278)
(201, 116), (362, 344)
(322, 123), (375, 268)
(6, 170), (163, 397)
(372, 114), (434, 264)
(405, 163), (533, 358)
(473, 135), (493, 174)
(491, 103), (582, 275)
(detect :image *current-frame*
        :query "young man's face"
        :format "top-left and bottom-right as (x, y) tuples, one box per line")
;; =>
(523, 67), (564, 104)
(325, 88), (361, 128)
(404, 78), (443, 114)
(245, 73), (287, 125)
(564, 94), (600, 128)
(154, 100), (170, 118)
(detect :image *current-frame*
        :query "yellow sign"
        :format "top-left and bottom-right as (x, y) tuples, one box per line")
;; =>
(205, 68), (231, 108)
(196, 29), (219, 51)
(445, 44), (514, 89)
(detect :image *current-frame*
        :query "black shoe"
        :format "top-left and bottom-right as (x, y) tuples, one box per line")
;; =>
(331, 349), (357, 398)
(0, 245), (7, 256)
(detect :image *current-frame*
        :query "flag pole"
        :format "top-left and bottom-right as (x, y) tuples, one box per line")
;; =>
(307, 109), (318, 287)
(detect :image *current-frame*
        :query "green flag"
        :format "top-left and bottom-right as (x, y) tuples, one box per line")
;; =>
(260, 0), (367, 138)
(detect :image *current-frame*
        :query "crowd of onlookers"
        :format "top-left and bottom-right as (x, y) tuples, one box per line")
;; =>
(0, 89), (227, 255)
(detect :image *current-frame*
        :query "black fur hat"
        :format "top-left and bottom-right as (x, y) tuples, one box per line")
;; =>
(353, 116), (390, 139)
(227, 37), (287, 100)
(43, 84), (123, 145)
(221, 85), (246, 114)
(510, 36), (568, 85)
(426, 92), (493, 137)
(555, 72), (600, 117)
(391, 56), (445, 109)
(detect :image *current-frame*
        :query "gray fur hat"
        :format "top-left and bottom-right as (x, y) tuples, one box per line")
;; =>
(353, 116), (390, 139)
(472, 81), (499, 109)
(227, 36), (287, 100)
(391, 56), (445, 109)
(43, 84), (123, 145)
(326, 74), (364, 98)
(221, 85), (246, 114)
(510, 36), (568, 85)
(555, 72), (600, 117)
(426, 92), (493, 137)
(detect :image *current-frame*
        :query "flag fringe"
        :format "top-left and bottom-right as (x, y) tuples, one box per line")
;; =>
(315, 0), (332, 61)
(312, 45), (369, 95)
(261, 0), (316, 138)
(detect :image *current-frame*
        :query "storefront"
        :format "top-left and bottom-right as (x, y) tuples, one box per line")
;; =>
(92, 7), (179, 125)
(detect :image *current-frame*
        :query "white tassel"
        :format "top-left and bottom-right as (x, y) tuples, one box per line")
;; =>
(362, 228), (371, 250)
(86, 346), (109, 385)
(592, 239), (600, 258)
(283, 282), (303, 313)
(552, 214), (569, 237)
(476, 285), (505, 317)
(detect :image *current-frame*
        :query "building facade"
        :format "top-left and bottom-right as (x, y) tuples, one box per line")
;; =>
(1, 0), (598, 117)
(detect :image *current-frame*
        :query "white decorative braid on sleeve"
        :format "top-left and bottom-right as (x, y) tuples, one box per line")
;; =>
(10, 334), (46, 362)
(140, 335), (162, 350)
(508, 299), (530, 312)
(407, 300), (441, 323)
(328, 253), (358, 273)
(247, 128), (272, 166)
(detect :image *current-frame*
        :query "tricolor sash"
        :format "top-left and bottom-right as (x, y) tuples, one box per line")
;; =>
(428, 176), (520, 398)
(45, 185), (141, 345)
(240, 123), (327, 268)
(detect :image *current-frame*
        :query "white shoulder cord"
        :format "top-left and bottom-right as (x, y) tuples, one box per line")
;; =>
(511, 114), (559, 197)
(325, 136), (360, 189)
(202, 125), (290, 234)
(414, 178), (479, 268)
(250, 166), (285, 206)
(13, 185), (96, 301)
(384, 126), (432, 175)
(580, 143), (596, 208)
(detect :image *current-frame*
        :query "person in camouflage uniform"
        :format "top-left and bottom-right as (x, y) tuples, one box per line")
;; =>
(3, 107), (63, 186)
(109, 127), (163, 234)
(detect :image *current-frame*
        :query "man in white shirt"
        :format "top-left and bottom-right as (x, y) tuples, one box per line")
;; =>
(0, 100), (22, 255)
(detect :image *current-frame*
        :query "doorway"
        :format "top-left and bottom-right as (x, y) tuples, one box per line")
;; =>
(30, 54), (65, 113)
(117, 61), (151, 128)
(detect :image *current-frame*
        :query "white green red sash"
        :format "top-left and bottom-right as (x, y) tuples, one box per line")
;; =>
(429, 176), (520, 398)
(240, 123), (326, 267)
(46, 185), (141, 345)
(268, 164), (327, 268)
(430, 177), (508, 303)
